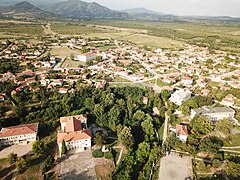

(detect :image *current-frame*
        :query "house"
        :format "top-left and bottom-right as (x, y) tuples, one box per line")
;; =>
(169, 89), (192, 106)
(57, 115), (91, 156)
(182, 77), (193, 85)
(176, 124), (188, 143)
(190, 106), (235, 122)
(59, 88), (68, 94)
(170, 124), (188, 143)
(0, 95), (4, 101)
(221, 94), (237, 106)
(75, 52), (96, 62)
(0, 123), (38, 146)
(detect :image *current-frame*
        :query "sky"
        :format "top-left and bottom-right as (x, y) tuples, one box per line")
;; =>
(82, 0), (240, 17)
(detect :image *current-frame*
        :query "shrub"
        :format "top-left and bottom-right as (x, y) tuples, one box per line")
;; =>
(104, 152), (113, 159)
(92, 149), (104, 158)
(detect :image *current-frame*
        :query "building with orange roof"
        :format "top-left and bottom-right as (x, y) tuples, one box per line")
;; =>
(176, 124), (188, 143)
(221, 94), (237, 107)
(0, 123), (38, 146)
(75, 52), (96, 62)
(57, 115), (91, 156)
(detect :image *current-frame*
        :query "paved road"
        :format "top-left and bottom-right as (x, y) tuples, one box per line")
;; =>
(162, 112), (169, 146)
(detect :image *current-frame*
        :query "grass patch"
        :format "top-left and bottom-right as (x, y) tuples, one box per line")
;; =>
(112, 76), (130, 82)
(223, 134), (240, 147)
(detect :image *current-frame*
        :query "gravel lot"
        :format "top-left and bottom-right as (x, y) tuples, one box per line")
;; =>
(159, 152), (193, 180)
(0, 142), (33, 159)
(59, 150), (96, 180)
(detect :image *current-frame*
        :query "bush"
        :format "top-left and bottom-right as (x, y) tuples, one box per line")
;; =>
(92, 149), (104, 158)
(104, 152), (113, 159)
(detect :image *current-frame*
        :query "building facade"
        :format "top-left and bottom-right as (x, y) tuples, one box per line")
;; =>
(57, 115), (91, 156)
(190, 106), (235, 122)
(0, 123), (38, 146)
(169, 89), (192, 106)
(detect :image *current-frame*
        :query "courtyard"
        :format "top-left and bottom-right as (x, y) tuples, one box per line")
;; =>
(159, 152), (193, 180)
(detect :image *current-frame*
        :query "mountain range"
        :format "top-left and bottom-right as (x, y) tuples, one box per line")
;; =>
(0, 0), (239, 22)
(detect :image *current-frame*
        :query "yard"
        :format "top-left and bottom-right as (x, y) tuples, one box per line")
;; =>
(57, 150), (96, 180)
(159, 152), (193, 180)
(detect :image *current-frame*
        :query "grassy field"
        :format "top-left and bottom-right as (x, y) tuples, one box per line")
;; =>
(61, 57), (86, 68)
(121, 33), (184, 49)
(223, 134), (240, 147)
(84, 20), (240, 53)
(50, 46), (81, 58)
(51, 23), (108, 35)
(0, 22), (43, 36)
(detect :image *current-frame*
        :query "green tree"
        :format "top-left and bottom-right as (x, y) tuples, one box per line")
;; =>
(141, 114), (155, 141)
(108, 105), (121, 131)
(42, 155), (54, 173)
(32, 139), (45, 157)
(215, 118), (233, 135)
(119, 126), (134, 149)
(16, 157), (28, 173)
(81, 47), (89, 53)
(161, 90), (170, 102)
(7, 153), (17, 164)
(191, 116), (213, 135)
(136, 142), (150, 162)
(61, 140), (67, 155)
(199, 136), (223, 153)
(94, 131), (107, 146)
(224, 161), (240, 178)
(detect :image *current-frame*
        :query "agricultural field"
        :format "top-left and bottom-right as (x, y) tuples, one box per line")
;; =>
(0, 21), (43, 36)
(84, 20), (240, 53)
(50, 46), (81, 58)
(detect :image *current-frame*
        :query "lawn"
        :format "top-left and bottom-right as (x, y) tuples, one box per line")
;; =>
(112, 76), (131, 82)
(223, 134), (240, 147)
(145, 78), (168, 87)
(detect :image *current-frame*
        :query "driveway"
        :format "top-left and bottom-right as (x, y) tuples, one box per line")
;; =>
(59, 150), (96, 180)
(159, 152), (193, 180)
(0, 142), (33, 159)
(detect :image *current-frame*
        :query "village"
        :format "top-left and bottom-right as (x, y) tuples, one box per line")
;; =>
(0, 32), (240, 179)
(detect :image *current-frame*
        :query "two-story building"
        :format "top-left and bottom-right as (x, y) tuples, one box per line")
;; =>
(0, 123), (39, 146)
(57, 115), (91, 156)
(169, 89), (192, 106)
(190, 106), (235, 122)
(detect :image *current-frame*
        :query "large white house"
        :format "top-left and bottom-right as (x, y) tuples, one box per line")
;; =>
(190, 106), (235, 122)
(74, 52), (96, 62)
(57, 115), (91, 156)
(169, 89), (192, 106)
(0, 123), (38, 146)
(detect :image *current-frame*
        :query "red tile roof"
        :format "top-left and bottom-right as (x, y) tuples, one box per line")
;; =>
(176, 124), (188, 136)
(57, 129), (91, 143)
(0, 123), (38, 138)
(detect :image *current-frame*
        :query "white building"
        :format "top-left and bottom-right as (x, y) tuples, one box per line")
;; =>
(169, 89), (192, 106)
(57, 115), (91, 156)
(0, 123), (38, 146)
(190, 106), (235, 122)
(75, 52), (96, 62)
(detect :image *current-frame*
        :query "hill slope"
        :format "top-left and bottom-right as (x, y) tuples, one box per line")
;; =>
(41, 0), (128, 19)
(0, 1), (56, 19)
(121, 7), (165, 15)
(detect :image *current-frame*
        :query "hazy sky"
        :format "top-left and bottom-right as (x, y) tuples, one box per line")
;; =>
(82, 0), (240, 17)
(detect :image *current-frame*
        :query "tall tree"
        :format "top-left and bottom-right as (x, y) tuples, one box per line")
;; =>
(119, 126), (134, 149)
(61, 140), (67, 155)
(191, 116), (213, 135)
(32, 139), (45, 157)
(94, 131), (107, 146)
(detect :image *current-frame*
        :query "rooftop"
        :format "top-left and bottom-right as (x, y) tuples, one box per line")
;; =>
(0, 123), (38, 138)
(193, 106), (235, 115)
